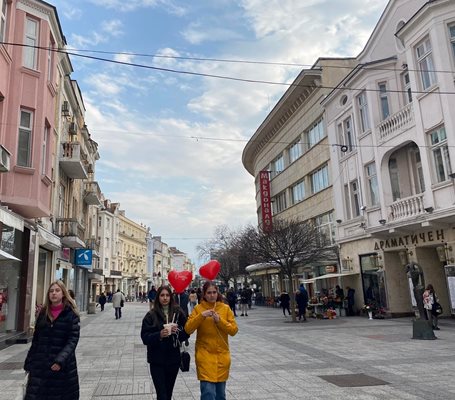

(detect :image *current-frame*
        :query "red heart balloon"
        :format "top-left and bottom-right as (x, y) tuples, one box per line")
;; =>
(168, 270), (192, 294)
(199, 260), (221, 280)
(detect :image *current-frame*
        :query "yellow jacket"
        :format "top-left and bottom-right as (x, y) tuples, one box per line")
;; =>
(185, 300), (238, 382)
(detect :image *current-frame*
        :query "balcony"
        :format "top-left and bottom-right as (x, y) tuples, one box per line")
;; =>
(389, 194), (425, 222)
(84, 181), (102, 206)
(92, 268), (104, 276)
(376, 103), (415, 145)
(59, 142), (88, 179)
(55, 218), (85, 248)
(85, 238), (100, 258)
(110, 270), (122, 277)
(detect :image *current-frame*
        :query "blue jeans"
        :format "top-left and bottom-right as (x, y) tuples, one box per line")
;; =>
(200, 381), (226, 400)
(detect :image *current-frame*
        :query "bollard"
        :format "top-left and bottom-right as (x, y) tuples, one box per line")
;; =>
(87, 302), (96, 314)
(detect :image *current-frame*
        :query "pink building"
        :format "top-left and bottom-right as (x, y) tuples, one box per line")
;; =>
(0, 0), (65, 336)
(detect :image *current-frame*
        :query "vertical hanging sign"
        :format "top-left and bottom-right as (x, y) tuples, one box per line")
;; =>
(259, 170), (273, 233)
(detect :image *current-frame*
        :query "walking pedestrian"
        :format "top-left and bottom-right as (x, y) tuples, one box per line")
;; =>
(188, 289), (198, 314)
(174, 290), (189, 318)
(148, 286), (157, 310)
(423, 284), (440, 330)
(24, 280), (80, 400)
(240, 287), (249, 316)
(226, 287), (237, 317)
(141, 285), (189, 400)
(98, 292), (107, 311)
(295, 288), (308, 321)
(185, 281), (238, 400)
(279, 290), (291, 317)
(112, 289), (126, 319)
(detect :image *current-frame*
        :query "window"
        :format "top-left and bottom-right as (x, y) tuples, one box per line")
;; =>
(338, 116), (354, 154)
(288, 139), (302, 163)
(41, 124), (50, 175)
(272, 191), (287, 214)
(415, 38), (436, 90)
(24, 18), (38, 69)
(365, 163), (379, 206)
(357, 91), (370, 133)
(104, 257), (109, 270)
(98, 217), (102, 227)
(378, 82), (390, 120)
(402, 72), (412, 104)
(106, 237), (110, 248)
(345, 179), (360, 219)
(315, 211), (335, 245)
(291, 180), (305, 204)
(311, 165), (329, 194)
(18, 110), (33, 167)
(47, 37), (55, 82)
(389, 158), (400, 201)
(304, 119), (324, 150)
(450, 25), (455, 60)
(271, 154), (284, 178)
(429, 126), (452, 182)
(0, 0), (7, 43)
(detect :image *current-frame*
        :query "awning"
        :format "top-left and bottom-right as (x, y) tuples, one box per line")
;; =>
(301, 271), (358, 284)
(0, 208), (24, 232)
(38, 226), (61, 251)
(0, 249), (21, 262)
(245, 262), (280, 275)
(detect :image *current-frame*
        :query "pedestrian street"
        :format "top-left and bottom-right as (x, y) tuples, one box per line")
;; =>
(1, 302), (455, 399)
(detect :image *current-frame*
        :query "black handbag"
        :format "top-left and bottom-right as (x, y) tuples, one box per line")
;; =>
(180, 344), (190, 372)
(432, 302), (442, 316)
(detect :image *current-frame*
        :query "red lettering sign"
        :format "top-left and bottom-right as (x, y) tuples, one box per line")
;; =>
(259, 171), (273, 233)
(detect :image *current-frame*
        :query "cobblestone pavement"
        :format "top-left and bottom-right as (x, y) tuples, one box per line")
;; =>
(1, 302), (455, 399)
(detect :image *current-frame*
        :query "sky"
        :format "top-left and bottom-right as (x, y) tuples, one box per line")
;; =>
(49, 0), (389, 265)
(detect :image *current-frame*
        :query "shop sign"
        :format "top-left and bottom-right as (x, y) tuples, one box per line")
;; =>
(74, 249), (93, 268)
(59, 247), (71, 262)
(374, 229), (445, 250)
(259, 170), (273, 233)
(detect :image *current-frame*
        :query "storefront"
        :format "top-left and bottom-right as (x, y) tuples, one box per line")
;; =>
(0, 208), (24, 335)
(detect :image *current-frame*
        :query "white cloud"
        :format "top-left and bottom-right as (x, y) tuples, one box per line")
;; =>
(88, 0), (187, 15)
(182, 22), (243, 45)
(101, 19), (124, 37)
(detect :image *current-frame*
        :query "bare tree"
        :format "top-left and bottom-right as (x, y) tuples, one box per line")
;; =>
(197, 225), (246, 289)
(247, 218), (337, 322)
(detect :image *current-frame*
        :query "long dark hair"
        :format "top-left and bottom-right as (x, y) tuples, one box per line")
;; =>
(202, 281), (223, 302)
(426, 284), (434, 293)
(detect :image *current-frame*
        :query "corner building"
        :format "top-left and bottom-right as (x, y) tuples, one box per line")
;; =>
(322, 0), (455, 316)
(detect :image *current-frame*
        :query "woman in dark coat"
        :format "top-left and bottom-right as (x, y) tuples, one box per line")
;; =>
(141, 285), (189, 400)
(24, 280), (80, 400)
(279, 291), (291, 316)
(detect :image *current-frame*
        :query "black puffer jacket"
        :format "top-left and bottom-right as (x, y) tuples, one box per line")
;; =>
(24, 306), (80, 400)
(141, 306), (189, 366)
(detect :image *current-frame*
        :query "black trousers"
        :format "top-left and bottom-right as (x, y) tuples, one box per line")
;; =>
(115, 307), (122, 319)
(149, 363), (180, 400)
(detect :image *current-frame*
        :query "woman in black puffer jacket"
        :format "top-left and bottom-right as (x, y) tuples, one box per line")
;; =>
(141, 285), (189, 400)
(24, 280), (80, 400)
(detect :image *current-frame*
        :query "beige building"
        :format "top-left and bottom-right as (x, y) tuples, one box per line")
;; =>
(118, 211), (147, 298)
(242, 58), (354, 298)
(151, 236), (171, 286)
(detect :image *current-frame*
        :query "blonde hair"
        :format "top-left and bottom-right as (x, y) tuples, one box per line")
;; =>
(42, 280), (79, 320)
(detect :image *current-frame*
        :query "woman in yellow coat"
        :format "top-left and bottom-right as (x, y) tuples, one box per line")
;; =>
(185, 281), (238, 400)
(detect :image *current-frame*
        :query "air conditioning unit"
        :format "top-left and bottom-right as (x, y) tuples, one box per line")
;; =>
(61, 101), (70, 116)
(68, 122), (77, 135)
(0, 145), (11, 172)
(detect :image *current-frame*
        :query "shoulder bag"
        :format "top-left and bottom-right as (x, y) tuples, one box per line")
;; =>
(180, 342), (190, 372)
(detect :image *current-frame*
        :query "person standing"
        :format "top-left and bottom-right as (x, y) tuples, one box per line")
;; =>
(175, 290), (189, 318)
(141, 285), (189, 400)
(423, 284), (440, 330)
(148, 286), (157, 310)
(279, 290), (291, 317)
(346, 286), (356, 316)
(185, 281), (238, 400)
(112, 289), (126, 320)
(24, 280), (80, 400)
(98, 292), (107, 311)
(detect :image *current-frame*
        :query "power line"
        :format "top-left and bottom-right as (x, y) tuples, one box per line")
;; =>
(3, 41), (455, 96)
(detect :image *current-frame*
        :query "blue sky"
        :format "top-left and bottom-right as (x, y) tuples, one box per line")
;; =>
(49, 0), (389, 265)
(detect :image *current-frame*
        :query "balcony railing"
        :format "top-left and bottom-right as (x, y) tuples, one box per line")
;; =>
(110, 270), (122, 277)
(55, 218), (85, 248)
(59, 142), (88, 179)
(377, 103), (415, 144)
(389, 194), (425, 221)
(84, 181), (102, 206)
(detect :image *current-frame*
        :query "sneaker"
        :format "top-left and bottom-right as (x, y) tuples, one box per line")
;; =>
(434, 327), (440, 330)
(245, 314), (248, 316)
(240, 314), (244, 316)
